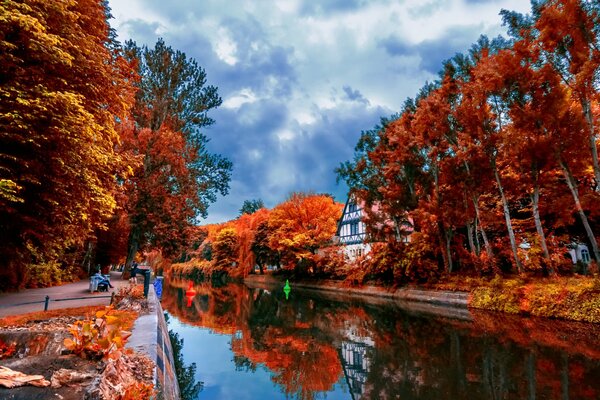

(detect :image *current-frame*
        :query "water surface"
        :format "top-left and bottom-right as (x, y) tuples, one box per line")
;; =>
(161, 279), (600, 400)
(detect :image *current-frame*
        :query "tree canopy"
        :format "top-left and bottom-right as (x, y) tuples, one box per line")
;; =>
(0, 0), (135, 287)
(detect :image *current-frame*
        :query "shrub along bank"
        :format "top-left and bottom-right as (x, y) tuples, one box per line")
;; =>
(467, 276), (600, 323)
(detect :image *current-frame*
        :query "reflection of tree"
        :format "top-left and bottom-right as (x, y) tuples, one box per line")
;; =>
(165, 314), (203, 400)
(233, 355), (257, 372)
(161, 279), (600, 400)
(260, 329), (342, 400)
(232, 292), (344, 400)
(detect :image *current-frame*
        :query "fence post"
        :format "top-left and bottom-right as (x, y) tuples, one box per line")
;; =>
(143, 269), (151, 298)
(44, 295), (50, 311)
(110, 292), (115, 305)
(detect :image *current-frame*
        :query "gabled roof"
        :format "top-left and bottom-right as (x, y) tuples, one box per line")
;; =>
(335, 193), (364, 236)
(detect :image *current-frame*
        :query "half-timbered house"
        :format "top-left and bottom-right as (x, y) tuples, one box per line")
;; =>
(335, 195), (369, 260)
(335, 194), (413, 260)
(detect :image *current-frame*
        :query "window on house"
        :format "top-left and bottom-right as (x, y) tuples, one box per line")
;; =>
(348, 202), (357, 213)
(350, 222), (358, 235)
(581, 248), (591, 263)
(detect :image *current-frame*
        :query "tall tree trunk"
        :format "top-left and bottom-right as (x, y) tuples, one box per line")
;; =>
(445, 228), (453, 273)
(474, 216), (481, 254)
(531, 184), (553, 274)
(467, 221), (476, 256)
(464, 193), (477, 255)
(581, 96), (600, 189)
(559, 158), (600, 263)
(392, 216), (402, 242)
(472, 196), (493, 259)
(493, 163), (523, 273)
(490, 96), (522, 272)
(433, 162), (452, 273)
(125, 225), (141, 272)
(436, 220), (454, 273)
(81, 241), (95, 276)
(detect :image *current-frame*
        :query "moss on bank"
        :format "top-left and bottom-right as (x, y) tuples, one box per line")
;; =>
(469, 276), (600, 323)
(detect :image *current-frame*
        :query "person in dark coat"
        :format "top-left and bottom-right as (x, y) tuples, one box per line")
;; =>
(130, 262), (139, 284)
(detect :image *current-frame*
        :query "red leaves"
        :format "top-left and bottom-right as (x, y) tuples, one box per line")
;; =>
(341, 0), (600, 275)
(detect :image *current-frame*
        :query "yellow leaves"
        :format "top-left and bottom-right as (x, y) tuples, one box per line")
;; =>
(63, 306), (134, 359)
(0, 179), (24, 203)
(1, 1), (74, 67)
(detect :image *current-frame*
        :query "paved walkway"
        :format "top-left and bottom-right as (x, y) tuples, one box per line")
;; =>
(0, 271), (130, 318)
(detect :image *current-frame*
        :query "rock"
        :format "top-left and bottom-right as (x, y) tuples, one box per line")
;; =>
(0, 365), (51, 388)
(50, 368), (95, 388)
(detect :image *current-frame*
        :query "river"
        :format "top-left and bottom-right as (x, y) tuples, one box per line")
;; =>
(160, 278), (600, 400)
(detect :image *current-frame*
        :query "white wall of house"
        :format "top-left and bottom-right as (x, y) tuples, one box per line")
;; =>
(341, 242), (371, 261)
(568, 243), (591, 264)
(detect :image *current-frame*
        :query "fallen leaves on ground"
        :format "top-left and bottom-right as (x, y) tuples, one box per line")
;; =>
(0, 366), (50, 388)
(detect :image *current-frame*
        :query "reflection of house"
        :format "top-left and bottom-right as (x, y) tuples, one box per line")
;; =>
(339, 341), (371, 400)
(335, 194), (413, 260)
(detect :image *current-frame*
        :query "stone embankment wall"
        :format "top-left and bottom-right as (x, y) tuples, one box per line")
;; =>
(244, 275), (471, 320)
(126, 284), (180, 399)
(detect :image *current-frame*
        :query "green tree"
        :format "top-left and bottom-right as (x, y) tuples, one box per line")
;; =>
(123, 39), (232, 268)
(239, 199), (265, 215)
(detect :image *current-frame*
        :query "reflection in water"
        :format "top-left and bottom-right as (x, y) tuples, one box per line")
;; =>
(161, 279), (600, 400)
(340, 340), (371, 399)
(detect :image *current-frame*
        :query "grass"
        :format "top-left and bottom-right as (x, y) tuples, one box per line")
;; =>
(0, 304), (139, 331)
(0, 305), (106, 327)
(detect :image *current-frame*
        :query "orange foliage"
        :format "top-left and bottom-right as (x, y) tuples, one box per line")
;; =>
(268, 193), (343, 267)
(231, 208), (270, 277)
(119, 382), (154, 400)
(0, 0), (137, 288)
(0, 339), (16, 359)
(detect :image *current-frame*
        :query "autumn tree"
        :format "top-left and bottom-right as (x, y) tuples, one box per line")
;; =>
(502, 1), (600, 264)
(0, 0), (136, 287)
(533, 0), (600, 188)
(213, 227), (239, 269)
(233, 208), (269, 276)
(122, 39), (232, 268)
(252, 221), (280, 274)
(268, 193), (342, 273)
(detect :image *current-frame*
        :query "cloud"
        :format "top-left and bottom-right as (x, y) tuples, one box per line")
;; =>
(379, 24), (486, 74)
(108, 0), (533, 224)
(343, 86), (370, 106)
(298, 0), (368, 16)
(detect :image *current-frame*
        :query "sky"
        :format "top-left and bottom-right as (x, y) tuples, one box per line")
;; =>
(108, 0), (532, 224)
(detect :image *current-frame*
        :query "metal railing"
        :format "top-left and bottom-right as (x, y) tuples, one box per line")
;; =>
(0, 292), (115, 312)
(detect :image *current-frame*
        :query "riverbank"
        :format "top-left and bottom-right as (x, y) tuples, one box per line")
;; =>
(244, 274), (600, 323)
(0, 282), (179, 399)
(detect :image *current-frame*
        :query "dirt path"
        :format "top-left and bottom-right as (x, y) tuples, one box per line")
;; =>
(0, 271), (130, 317)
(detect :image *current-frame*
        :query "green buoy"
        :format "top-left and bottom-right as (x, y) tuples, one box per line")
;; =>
(283, 279), (291, 300)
